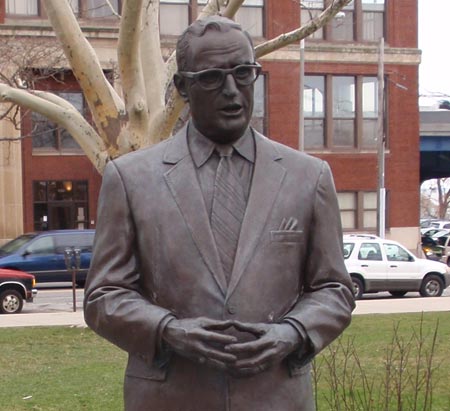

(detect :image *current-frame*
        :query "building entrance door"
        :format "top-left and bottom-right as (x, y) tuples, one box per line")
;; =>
(48, 204), (74, 230)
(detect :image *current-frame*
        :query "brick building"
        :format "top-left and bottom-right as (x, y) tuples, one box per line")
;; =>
(0, 0), (421, 249)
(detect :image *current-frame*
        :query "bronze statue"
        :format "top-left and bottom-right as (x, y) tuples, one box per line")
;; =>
(84, 15), (355, 411)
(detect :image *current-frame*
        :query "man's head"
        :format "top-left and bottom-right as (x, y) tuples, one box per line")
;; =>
(174, 16), (259, 145)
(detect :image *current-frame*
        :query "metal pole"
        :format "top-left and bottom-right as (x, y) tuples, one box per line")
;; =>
(377, 37), (385, 238)
(299, 39), (305, 151)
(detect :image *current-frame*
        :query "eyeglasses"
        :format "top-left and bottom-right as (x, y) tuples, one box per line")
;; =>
(178, 63), (262, 90)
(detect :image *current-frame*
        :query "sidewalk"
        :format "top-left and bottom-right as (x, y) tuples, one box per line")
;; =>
(0, 310), (86, 328)
(1, 296), (450, 328)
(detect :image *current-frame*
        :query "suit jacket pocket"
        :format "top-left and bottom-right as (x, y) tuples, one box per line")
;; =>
(125, 353), (168, 382)
(270, 230), (303, 243)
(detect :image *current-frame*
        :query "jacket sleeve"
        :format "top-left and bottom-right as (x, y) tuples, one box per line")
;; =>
(283, 161), (355, 364)
(84, 160), (173, 360)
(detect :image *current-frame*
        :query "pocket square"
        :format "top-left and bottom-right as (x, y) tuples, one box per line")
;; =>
(279, 217), (298, 231)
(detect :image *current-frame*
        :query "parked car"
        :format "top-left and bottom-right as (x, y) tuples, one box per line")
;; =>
(432, 233), (450, 266)
(0, 230), (95, 287)
(0, 268), (37, 314)
(428, 220), (450, 230)
(343, 234), (450, 299)
(421, 234), (445, 261)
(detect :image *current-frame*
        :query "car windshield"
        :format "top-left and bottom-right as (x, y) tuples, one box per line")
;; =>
(0, 234), (37, 255)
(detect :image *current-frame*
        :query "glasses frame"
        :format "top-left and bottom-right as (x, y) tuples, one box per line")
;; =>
(178, 63), (262, 90)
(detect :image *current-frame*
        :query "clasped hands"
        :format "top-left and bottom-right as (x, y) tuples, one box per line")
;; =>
(162, 317), (301, 377)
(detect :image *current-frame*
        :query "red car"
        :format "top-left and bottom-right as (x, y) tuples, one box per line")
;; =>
(0, 268), (37, 314)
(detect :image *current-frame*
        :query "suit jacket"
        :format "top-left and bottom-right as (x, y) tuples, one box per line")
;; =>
(84, 126), (355, 411)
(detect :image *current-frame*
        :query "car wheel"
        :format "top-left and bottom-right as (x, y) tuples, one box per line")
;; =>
(389, 291), (407, 297)
(351, 276), (364, 300)
(420, 275), (444, 297)
(0, 289), (24, 314)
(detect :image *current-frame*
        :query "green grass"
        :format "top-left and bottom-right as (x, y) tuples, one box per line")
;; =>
(1, 312), (450, 410)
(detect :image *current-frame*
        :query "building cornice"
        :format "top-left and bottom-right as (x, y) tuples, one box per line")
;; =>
(0, 24), (421, 66)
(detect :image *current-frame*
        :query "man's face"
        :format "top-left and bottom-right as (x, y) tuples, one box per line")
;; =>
(176, 29), (255, 145)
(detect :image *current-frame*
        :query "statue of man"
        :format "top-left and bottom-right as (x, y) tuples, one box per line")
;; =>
(84, 15), (355, 411)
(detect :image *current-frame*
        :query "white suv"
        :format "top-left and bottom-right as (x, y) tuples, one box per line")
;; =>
(343, 234), (450, 299)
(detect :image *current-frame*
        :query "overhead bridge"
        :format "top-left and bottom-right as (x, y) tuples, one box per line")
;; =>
(420, 111), (450, 182)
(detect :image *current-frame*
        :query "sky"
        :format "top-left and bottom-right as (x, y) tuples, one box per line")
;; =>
(418, 0), (450, 98)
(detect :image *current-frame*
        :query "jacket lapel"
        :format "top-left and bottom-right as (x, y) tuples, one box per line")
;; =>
(163, 127), (228, 296)
(226, 131), (286, 299)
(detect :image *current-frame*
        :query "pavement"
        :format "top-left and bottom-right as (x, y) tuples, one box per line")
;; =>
(1, 296), (450, 328)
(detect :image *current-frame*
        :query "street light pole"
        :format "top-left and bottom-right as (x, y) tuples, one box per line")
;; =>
(299, 38), (305, 151)
(377, 37), (386, 238)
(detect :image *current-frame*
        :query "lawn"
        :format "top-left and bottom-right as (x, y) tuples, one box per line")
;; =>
(1, 312), (450, 410)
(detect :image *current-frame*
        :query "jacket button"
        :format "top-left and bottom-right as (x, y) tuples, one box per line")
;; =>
(227, 304), (237, 315)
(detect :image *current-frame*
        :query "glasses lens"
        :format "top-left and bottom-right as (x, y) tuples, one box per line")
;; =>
(234, 66), (256, 85)
(197, 69), (224, 89)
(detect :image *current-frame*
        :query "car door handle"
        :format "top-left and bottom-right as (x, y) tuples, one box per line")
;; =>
(390, 265), (398, 268)
(361, 264), (369, 267)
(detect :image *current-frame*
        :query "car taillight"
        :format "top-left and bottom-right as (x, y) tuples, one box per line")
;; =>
(32, 278), (36, 287)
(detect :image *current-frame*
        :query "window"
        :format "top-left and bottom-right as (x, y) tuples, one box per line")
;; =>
(6, 0), (38, 15)
(301, 0), (385, 42)
(198, 0), (264, 37)
(85, 0), (120, 18)
(338, 191), (377, 230)
(33, 180), (89, 230)
(160, 0), (189, 36)
(6, 1), (122, 19)
(250, 74), (266, 134)
(304, 75), (325, 149)
(304, 75), (380, 150)
(330, 1), (354, 41)
(32, 92), (84, 154)
(234, 0), (264, 37)
(333, 76), (355, 147)
(358, 242), (382, 260)
(301, 1), (324, 40)
(362, 0), (385, 41)
(27, 236), (55, 254)
(383, 243), (411, 262)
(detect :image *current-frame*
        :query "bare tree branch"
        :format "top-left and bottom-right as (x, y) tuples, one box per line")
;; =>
(0, 83), (108, 171)
(42, 0), (126, 152)
(118, 0), (150, 148)
(255, 0), (352, 58)
(140, 0), (167, 142)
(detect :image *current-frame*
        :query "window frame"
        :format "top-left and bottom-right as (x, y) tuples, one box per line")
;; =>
(338, 191), (382, 231)
(301, 0), (386, 43)
(6, 0), (123, 19)
(304, 74), (384, 152)
(31, 91), (86, 155)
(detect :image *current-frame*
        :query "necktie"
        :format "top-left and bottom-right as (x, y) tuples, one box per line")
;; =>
(211, 146), (246, 283)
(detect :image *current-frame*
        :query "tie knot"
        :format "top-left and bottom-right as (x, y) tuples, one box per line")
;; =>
(216, 145), (233, 158)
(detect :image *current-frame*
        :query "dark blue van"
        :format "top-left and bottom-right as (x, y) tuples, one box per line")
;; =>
(0, 230), (95, 286)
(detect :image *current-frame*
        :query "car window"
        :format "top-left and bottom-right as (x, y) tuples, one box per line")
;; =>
(0, 234), (37, 254)
(27, 236), (55, 255)
(434, 235), (449, 247)
(54, 233), (95, 254)
(343, 243), (354, 259)
(383, 243), (411, 262)
(358, 243), (382, 261)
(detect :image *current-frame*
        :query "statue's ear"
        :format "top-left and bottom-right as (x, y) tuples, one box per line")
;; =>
(174, 73), (189, 102)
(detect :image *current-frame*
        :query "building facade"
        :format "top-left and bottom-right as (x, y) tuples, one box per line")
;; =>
(0, 0), (421, 249)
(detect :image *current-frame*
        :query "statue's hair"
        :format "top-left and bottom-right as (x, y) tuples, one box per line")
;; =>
(176, 16), (255, 72)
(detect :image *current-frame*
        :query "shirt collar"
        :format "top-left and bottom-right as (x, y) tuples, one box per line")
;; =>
(188, 121), (255, 168)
